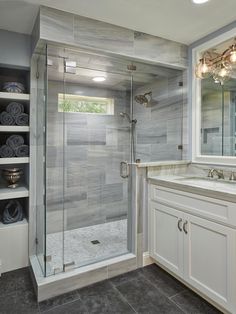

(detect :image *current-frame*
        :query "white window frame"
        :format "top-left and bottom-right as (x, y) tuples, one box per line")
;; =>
(58, 93), (114, 115)
(191, 27), (236, 166)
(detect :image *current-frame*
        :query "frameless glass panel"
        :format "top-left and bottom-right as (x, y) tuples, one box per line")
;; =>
(62, 64), (132, 268)
(35, 46), (47, 276)
(44, 53), (66, 276)
(133, 68), (184, 162)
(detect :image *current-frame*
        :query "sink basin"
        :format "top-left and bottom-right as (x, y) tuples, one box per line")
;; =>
(175, 176), (236, 193)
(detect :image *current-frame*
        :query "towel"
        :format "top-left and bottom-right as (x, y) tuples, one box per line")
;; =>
(6, 135), (24, 149)
(0, 145), (15, 158)
(0, 111), (15, 125)
(15, 113), (29, 126)
(14, 145), (29, 157)
(6, 102), (24, 116)
(2, 200), (23, 224)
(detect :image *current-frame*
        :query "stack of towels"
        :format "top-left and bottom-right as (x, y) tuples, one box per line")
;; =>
(0, 102), (29, 126)
(0, 135), (29, 158)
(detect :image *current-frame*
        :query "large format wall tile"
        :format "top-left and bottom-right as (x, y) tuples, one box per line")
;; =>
(38, 6), (188, 69)
(74, 15), (134, 56)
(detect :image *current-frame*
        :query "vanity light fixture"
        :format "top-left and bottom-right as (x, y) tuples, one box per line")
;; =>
(195, 38), (236, 84)
(192, 0), (209, 4)
(92, 76), (106, 82)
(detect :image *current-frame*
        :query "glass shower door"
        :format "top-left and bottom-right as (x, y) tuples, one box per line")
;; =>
(62, 65), (133, 269)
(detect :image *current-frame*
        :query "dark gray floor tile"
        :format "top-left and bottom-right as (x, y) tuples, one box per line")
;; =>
(116, 275), (184, 314)
(78, 280), (135, 313)
(42, 299), (88, 314)
(0, 290), (39, 314)
(110, 268), (142, 286)
(140, 264), (186, 297)
(39, 290), (80, 312)
(43, 300), (87, 314)
(0, 270), (17, 295)
(171, 289), (223, 314)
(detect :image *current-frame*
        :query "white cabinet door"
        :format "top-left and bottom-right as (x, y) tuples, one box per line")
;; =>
(149, 202), (184, 277)
(184, 214), (236, 312)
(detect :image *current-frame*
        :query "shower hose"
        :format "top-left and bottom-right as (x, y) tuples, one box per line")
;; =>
(2, 200), (23, 224)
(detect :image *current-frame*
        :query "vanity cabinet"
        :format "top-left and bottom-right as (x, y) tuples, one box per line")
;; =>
(149, 185), (236, 313)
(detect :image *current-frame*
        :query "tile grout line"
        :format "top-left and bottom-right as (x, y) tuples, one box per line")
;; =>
(39, 292), (81, 313)
(110, 280), (138, 313)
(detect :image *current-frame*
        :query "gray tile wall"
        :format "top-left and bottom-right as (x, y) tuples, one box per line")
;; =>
(36, 6), (187, 70)
(133, 74), (184, 162)
(46, 80), (131, 233)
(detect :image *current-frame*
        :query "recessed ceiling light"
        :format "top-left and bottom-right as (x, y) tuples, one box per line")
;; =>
(192, 0), (209, 4)
(92, 76), (106, 82)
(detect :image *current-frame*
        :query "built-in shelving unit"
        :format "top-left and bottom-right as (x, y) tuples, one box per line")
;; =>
(0, 157), (29, 164)
(0, 92), (30, 101)
(0, 126), (30, 132)
(0, 185), (29, 200)
(0, 66), (30, 273)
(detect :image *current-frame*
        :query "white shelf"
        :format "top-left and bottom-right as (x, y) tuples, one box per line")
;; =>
(0, 218), (28, 230)
(0, 157), (29, 165)
(0, 125), (29, 132)
(0, 185), (29, 200)
(0, 92), (30, 101)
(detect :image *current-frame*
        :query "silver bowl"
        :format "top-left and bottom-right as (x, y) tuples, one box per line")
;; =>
(2, 168), (23, 188)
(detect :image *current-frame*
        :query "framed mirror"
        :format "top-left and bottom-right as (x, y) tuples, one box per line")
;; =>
(191, 28), (236, 165)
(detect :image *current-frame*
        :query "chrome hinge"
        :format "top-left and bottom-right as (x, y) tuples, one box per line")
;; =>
(63, 261), (75, 272)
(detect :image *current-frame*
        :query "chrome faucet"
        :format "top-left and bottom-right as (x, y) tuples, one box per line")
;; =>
(208, 168), (224, 179)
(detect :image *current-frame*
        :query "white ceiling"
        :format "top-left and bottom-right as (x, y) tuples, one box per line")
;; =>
(0, 0), (236, 44)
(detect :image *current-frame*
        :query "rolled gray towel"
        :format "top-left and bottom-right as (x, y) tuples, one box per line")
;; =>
(6, 135), (24, 149)
(6, 102), (24, 116)
(15, 113), (29, 126)
(0, 145), (15, 158)
(0, 111), (15, 125)
(14, 145), (29, 157)
(2, 200), (23, 224)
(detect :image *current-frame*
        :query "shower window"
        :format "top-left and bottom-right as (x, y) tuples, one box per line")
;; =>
(58, 93), (114, 114)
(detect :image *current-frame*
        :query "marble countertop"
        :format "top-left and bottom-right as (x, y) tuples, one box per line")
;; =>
(148, 174), (236, 203)
(136, 160), (191, 168)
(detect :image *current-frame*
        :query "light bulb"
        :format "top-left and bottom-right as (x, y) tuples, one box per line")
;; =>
(92, 76), (106, 82)
(195, 58), (211, 79)
(192, 0), (209, 3)
(229, 50), (236, 63)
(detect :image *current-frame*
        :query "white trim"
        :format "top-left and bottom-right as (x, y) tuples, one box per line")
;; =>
(143, 251), (154, 266)
(191, 27), (236, 166)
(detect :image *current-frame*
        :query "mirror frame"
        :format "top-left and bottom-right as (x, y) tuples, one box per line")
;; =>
(191, 27), (236, 166)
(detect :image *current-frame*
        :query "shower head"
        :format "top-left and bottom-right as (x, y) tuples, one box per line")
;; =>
(119, 112), (132, 123)
(135, 91), (152, 107)
(119, 112), (137, 124)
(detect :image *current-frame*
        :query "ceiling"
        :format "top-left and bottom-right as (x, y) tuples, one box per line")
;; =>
(0, 0), (236, 44)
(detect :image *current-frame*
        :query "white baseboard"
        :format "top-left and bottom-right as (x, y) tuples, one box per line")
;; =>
(143, 252), (154, 266)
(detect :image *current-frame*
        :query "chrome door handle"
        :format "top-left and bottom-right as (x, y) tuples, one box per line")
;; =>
(183, 221), (188, 234)
(177, 218), (183, 232)
(120, 161), (129, 178)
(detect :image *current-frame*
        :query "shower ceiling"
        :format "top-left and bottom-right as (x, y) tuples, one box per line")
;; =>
(47, 46), (182, 91)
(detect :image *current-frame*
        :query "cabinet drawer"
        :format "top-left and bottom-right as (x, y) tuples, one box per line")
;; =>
(150, 185), (236, 227)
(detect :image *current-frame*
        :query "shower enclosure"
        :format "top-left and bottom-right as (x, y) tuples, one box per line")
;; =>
(33, 44), (184, 278)
(34, 45), (136, 276)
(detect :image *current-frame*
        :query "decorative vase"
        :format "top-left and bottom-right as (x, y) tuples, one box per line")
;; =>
(2, 168), (23, 188)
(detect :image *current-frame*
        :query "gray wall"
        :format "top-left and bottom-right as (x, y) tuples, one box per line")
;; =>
(0, 30), (31, 68)
(33, 6), (187, 70)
